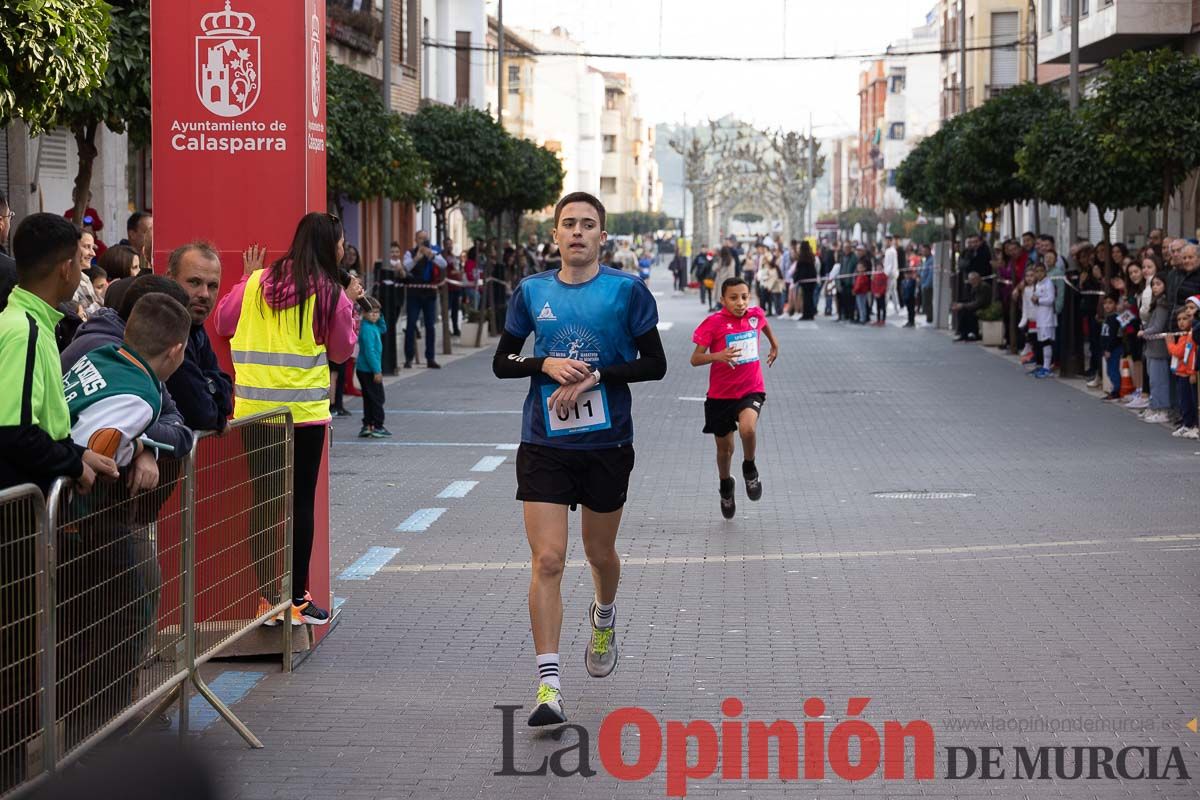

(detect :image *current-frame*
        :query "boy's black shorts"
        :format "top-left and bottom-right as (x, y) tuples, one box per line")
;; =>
(703, 392), (766, 437)
(515, 443), (636, 513)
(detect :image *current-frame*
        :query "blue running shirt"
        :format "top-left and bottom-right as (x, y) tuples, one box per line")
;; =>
(506, 267), (659, 449)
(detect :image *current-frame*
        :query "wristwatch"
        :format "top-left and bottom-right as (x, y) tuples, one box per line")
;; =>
(590, 368), (601, 386)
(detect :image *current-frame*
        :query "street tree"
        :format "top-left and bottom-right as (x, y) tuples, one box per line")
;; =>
(0, 0), (110, 134)
(473, 134), (563, 238)
(1085, 47), (1200, 223)
(404, 103), (509, 241)
(326, 60), (428, 216)
(1018, 105), (1158, 276)
(58, 0), (150, 224)
(958, 83), (1067, 237)
(733, 212), (763, 235)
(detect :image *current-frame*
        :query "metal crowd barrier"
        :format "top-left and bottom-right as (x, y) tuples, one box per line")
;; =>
(0, 408), (294, 799)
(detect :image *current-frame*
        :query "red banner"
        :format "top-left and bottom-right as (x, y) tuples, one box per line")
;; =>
(151, 0), (333, 644)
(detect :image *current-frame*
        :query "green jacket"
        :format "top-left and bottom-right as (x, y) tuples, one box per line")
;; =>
(63, 343), (163, 467)
(0, 286), (84, 490)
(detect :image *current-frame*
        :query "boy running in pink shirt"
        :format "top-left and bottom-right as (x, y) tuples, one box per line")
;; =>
(690, 277), (780, 519)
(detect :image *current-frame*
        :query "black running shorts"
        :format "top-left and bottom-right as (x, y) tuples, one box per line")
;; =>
(515, 443), (636, 513)
(702, 392), (766, 437)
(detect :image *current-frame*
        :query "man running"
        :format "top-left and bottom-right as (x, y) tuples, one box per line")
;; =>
(493, 192), (667, 726)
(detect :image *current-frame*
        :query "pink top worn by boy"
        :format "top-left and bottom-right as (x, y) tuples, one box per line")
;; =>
(692, 306), (768, 399)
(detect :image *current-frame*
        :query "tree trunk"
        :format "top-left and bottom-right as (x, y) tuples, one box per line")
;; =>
(1163, 172), (1172, 233)
(71, 124), (100, 227)
(434, 201), (449, 244)
(1100, 218), (1113, 281)
(691, 185), (709, 249)
(1009, 200), (1017, 239)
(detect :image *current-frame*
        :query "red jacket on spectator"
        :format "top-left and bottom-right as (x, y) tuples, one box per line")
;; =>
(1167, 331), (1196, 377)
(870, 270), (888, 297)
(853, 272), (870, 296)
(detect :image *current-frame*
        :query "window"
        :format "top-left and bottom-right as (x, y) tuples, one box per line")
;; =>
(889, 69), (906, 94)
(507, 64), (520, 94)
(600, 177), (617, 193)
(887, 169), (897, 187)
(605, 89), (619, 111)
(991, 11), (1019, 87)
(603, 135), (617, 153)
(888, 122), (905, 140)
(456, 31), (471, 104)
(1081, 0), (1089, 15)
(403, 0), (419, 65)
(1042, 0), (1053, 34)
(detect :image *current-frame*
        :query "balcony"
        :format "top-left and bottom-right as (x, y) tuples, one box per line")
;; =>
(1039, 0), (1192, 64)
(985, 84), (1015, 100)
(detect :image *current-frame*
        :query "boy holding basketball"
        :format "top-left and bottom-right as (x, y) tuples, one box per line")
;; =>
(63, 292), (191, 472)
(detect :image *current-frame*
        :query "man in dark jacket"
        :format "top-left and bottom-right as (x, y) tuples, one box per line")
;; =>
(837, 242), (859, 322)
(1174, 244), (1200, 310)
(952, 272), (992, 341)
(166, 242), (234, 431)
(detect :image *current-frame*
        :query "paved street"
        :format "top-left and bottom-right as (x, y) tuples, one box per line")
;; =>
(192, 271), (1200, 799)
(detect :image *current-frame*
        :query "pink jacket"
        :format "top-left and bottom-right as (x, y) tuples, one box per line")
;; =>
(215, 266), (357, 365)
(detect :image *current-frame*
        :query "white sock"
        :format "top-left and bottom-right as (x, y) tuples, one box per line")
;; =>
(536, 653), (560, 691)
(592, 599), (615, 629)
(1043, 345), (1053, 370)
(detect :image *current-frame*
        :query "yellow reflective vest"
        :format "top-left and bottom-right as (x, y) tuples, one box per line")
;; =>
(229, 269), (330, 424)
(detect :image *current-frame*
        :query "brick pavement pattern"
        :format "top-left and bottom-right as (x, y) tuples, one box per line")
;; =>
(192, 273), (1200, 799)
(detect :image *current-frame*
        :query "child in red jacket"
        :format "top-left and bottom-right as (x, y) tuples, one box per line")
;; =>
(871, 263), (888, 326)
(852, 259), (871, 325)
(1166, 307), (1197, 438)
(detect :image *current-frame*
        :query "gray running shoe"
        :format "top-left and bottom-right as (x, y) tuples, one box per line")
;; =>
(527, 683), (567, 726)
(585, 602), (618, 678)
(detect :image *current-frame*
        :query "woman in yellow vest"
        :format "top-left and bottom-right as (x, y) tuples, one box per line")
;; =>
(216, 212), (362, 625)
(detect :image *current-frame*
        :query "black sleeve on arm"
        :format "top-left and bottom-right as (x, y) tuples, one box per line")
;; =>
(492, 331), (546, 379)
(601, 327), (667, 385)
(0, 425), (85, 483)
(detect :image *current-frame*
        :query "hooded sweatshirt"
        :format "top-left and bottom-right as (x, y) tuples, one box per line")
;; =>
(214, 265), (356, 426)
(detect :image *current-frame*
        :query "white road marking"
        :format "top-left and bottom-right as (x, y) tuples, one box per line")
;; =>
(396, 508), (447, 532)
(657, 321), (675, 331)
(377, 534), (1200, 574)
(470, 455), (507, 472)
(678, 396), (706, 402)
(437, 480), (478, 498)
(338, 547), (402, 580)
(338, 441), (517, 448)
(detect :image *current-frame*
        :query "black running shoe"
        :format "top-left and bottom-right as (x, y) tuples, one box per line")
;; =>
(719, 477), (736, 519)
(291, 599), (330, 626)
(743, 462), (762, 501)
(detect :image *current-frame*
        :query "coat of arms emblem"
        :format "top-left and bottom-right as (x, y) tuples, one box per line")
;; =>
(196, 1), (260, 118)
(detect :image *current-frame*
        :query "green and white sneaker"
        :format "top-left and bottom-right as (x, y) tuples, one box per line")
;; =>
(527, 682), (567, 727)
(585, 602), (618, 678)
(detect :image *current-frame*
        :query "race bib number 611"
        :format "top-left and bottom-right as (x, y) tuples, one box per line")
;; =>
(540, 384), (612, 436)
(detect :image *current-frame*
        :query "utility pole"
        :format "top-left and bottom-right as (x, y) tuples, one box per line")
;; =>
(958, 0), (967, 114)
(497, 0), (505, 127)
(381, 0), (393, 274)
(658, 0), (664, 55)
(807, 112), (816, 237)
(782, 0), (788, 58)
(1029, 0), (1040, 234)
(1068, 0), (1080, 244)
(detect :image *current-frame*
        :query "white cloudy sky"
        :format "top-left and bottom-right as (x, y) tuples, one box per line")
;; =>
(486, 0), (937, 137)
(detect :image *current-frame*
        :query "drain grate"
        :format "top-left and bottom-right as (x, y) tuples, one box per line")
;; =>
(873, 491), (976, 500)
